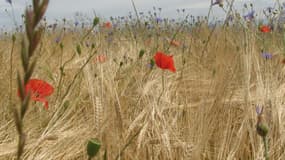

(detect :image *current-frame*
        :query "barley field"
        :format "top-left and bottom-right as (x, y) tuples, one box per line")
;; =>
(1, 0), (285, 160)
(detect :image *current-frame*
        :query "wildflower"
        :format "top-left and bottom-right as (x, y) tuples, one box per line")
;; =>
(146, 59), (155, 69)
(104, 22), (112, 29)
(74, 21), (79, 27)
(212, 0), (223, 7)
(255, 106), (269, 137)
(154, 51), (176, 72)
(18, 79), (54, 109)
(243, 10), (255, 21)
(170, 40), (180, 47)
(55, 36), (61, 44)
(156, 17), (163, 23)
(94, 54), (107, 63)
(259, 25), (271, 33)
(256, 105), (262, 115)
(261, 52), (272, 59)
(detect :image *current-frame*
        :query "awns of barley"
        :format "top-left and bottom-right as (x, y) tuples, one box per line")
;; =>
(95, 96), (103, 132)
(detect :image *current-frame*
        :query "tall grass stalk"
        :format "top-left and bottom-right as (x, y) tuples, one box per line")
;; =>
(14, 1), (49, 159)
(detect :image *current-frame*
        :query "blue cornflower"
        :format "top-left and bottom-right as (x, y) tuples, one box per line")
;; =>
(243, 10), (255, 21)
(74, 21), (79, 27)
(156, 17), (163, 23)
(262, 52), (272, 59)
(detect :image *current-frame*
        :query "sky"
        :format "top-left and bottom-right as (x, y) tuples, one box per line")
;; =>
(0, 0), (280, 29)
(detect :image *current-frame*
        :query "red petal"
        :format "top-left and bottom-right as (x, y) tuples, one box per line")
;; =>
(27, 79), (54, 97)
(31, 97), (49, 109)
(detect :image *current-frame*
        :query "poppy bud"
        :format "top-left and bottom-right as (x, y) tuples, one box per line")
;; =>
(139, 49), (145, 58)
(87, 138), (101, 158)
(91, 43), (95, 49)
(93, 17), (100, 27)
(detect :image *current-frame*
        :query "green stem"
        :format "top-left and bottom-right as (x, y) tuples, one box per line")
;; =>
(207, 1), (213, 24)
(9, 37), (15, 112)
(262, 136), (269, 160)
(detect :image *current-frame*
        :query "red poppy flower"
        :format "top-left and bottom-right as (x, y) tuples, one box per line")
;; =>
(104, 22), (112, 29)
(170, 40), (180, 47)
(154, 51), (176, 72)
(94, 54), (107, 63)
(259, 25), (271, 33)
(18, 79), (54, 109)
